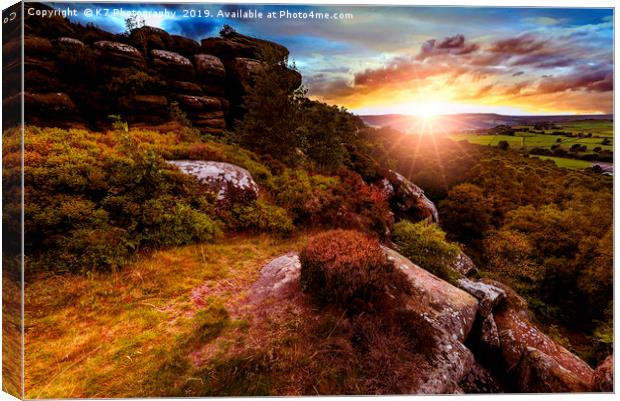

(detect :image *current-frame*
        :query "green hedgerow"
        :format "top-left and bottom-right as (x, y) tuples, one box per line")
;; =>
(392, 220), (461, 284)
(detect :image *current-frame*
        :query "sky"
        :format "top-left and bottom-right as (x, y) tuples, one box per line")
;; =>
(46, 2), (614, 116)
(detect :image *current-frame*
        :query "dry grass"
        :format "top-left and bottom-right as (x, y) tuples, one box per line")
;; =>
(24, 234), (304, 398)
(24, 230), (438, 397)
(2, 270), (23, 398)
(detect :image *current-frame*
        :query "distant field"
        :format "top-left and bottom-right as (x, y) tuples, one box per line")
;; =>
(449, 119), (613, 170)
(529, 155), (594, 170)
(450, 132), (613, 154)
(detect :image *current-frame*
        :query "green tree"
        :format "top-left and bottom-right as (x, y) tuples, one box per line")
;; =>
(235, 49), (307, 164)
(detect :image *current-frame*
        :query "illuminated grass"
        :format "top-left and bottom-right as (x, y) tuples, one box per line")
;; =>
(529, 155), (594, 170)
(24, 234), (305, 398)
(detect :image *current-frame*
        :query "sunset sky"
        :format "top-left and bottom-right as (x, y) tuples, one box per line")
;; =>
(48, 2), (613, 116)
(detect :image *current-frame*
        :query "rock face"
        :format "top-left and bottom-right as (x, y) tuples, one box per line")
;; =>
(592, 355), (613, 392)
(167, 160), (259, 205)
(384, 247), (478, 342)
(452, 253), (477, 276)
(249, 245), (603, 394)
(457, 278), (506, 318)
(388, 171), (439, 223)
(93, 41), (145, 68)
(18, 8), (302, 133)
(493, 305), (594, 392)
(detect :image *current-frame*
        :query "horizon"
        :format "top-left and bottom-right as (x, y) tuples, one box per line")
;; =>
(45, 2), (613, 115)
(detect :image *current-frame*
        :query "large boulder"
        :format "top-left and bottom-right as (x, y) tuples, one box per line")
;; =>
(493, 308), (594, 392)
(200, 30), (289, 62)
(93, 41), (145, 69)
(167, 160), (259, 205)
(250, 253), (301, 303)
(414, 319), (475, 394)
(383, 247), (478, 342)
(592, 355), (613, 392)
(23, 91), (78, 117)
(194, 54), (226, 82)
(250, 249), (478, 394)
(151, 49), (195, 78)
(452, 253), (477, 276)
(388, 171), (439, 223)
(514, 347), (593, 393)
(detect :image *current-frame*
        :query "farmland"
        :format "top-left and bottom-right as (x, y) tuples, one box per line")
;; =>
(449, 119), (613, 170)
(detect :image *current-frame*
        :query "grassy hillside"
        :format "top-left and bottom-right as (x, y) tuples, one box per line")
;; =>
(25, 234), (306, 398)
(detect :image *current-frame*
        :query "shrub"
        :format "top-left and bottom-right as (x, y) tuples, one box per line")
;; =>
(299, 230), (411, 310)
(18, 127), (221, 274)
(226, 200), (294, 235)
(392, 220), (461, 284)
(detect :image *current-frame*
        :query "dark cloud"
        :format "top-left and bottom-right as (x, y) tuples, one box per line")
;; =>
(489, 34), (546, 55)
(537, 68), (612, 93)
(512, 71), (524, 77)
(416, 34), (479, 60)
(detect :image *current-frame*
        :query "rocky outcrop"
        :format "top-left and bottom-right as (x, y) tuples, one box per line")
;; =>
(387, 171), (439, 223)
(592, 355), (613, 392)
(200, 28), (289, 62)
(248, 244), (604, 394)
(250, 248), (479, 393)
(18, 7), (301, 134)
(457, 278), (506, 318)
(167, 160), (259, 206)
(93, 41), (145, 69)
(194, 54), (227, 82)
(151, 49), (195, 78)
(493, 302), (594, 392)
(384, 247), (478, 342)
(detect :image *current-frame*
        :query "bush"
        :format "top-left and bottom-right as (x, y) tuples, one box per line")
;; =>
(392, 220), (461, 284)
(300, 230), (411, 310)
(226, 200), (294, 235)
(18, 127), (221, 274)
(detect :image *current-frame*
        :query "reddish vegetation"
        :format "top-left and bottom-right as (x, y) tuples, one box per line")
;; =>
(299, 230), (410, 310)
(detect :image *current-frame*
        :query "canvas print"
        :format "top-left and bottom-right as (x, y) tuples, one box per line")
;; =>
(1, 0), (614, 397)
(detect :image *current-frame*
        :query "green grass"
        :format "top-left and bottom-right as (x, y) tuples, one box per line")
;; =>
(529, 155), (594, 170)
(557, 120), (614, 137)
(450, 120), (614, 159)
(450, 132), (613, 153)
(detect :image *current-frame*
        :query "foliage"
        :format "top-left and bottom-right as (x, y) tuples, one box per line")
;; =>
(17, 127), (221, 274)
(225, 200), (294, 235)
(107, 69), (167, 97)
(300, 230), (411, 310)
(392, 220), (461, 284)
(234, 48), (307, 164)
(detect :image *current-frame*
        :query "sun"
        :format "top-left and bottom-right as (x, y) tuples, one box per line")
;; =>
(412, 101), (442, 119)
